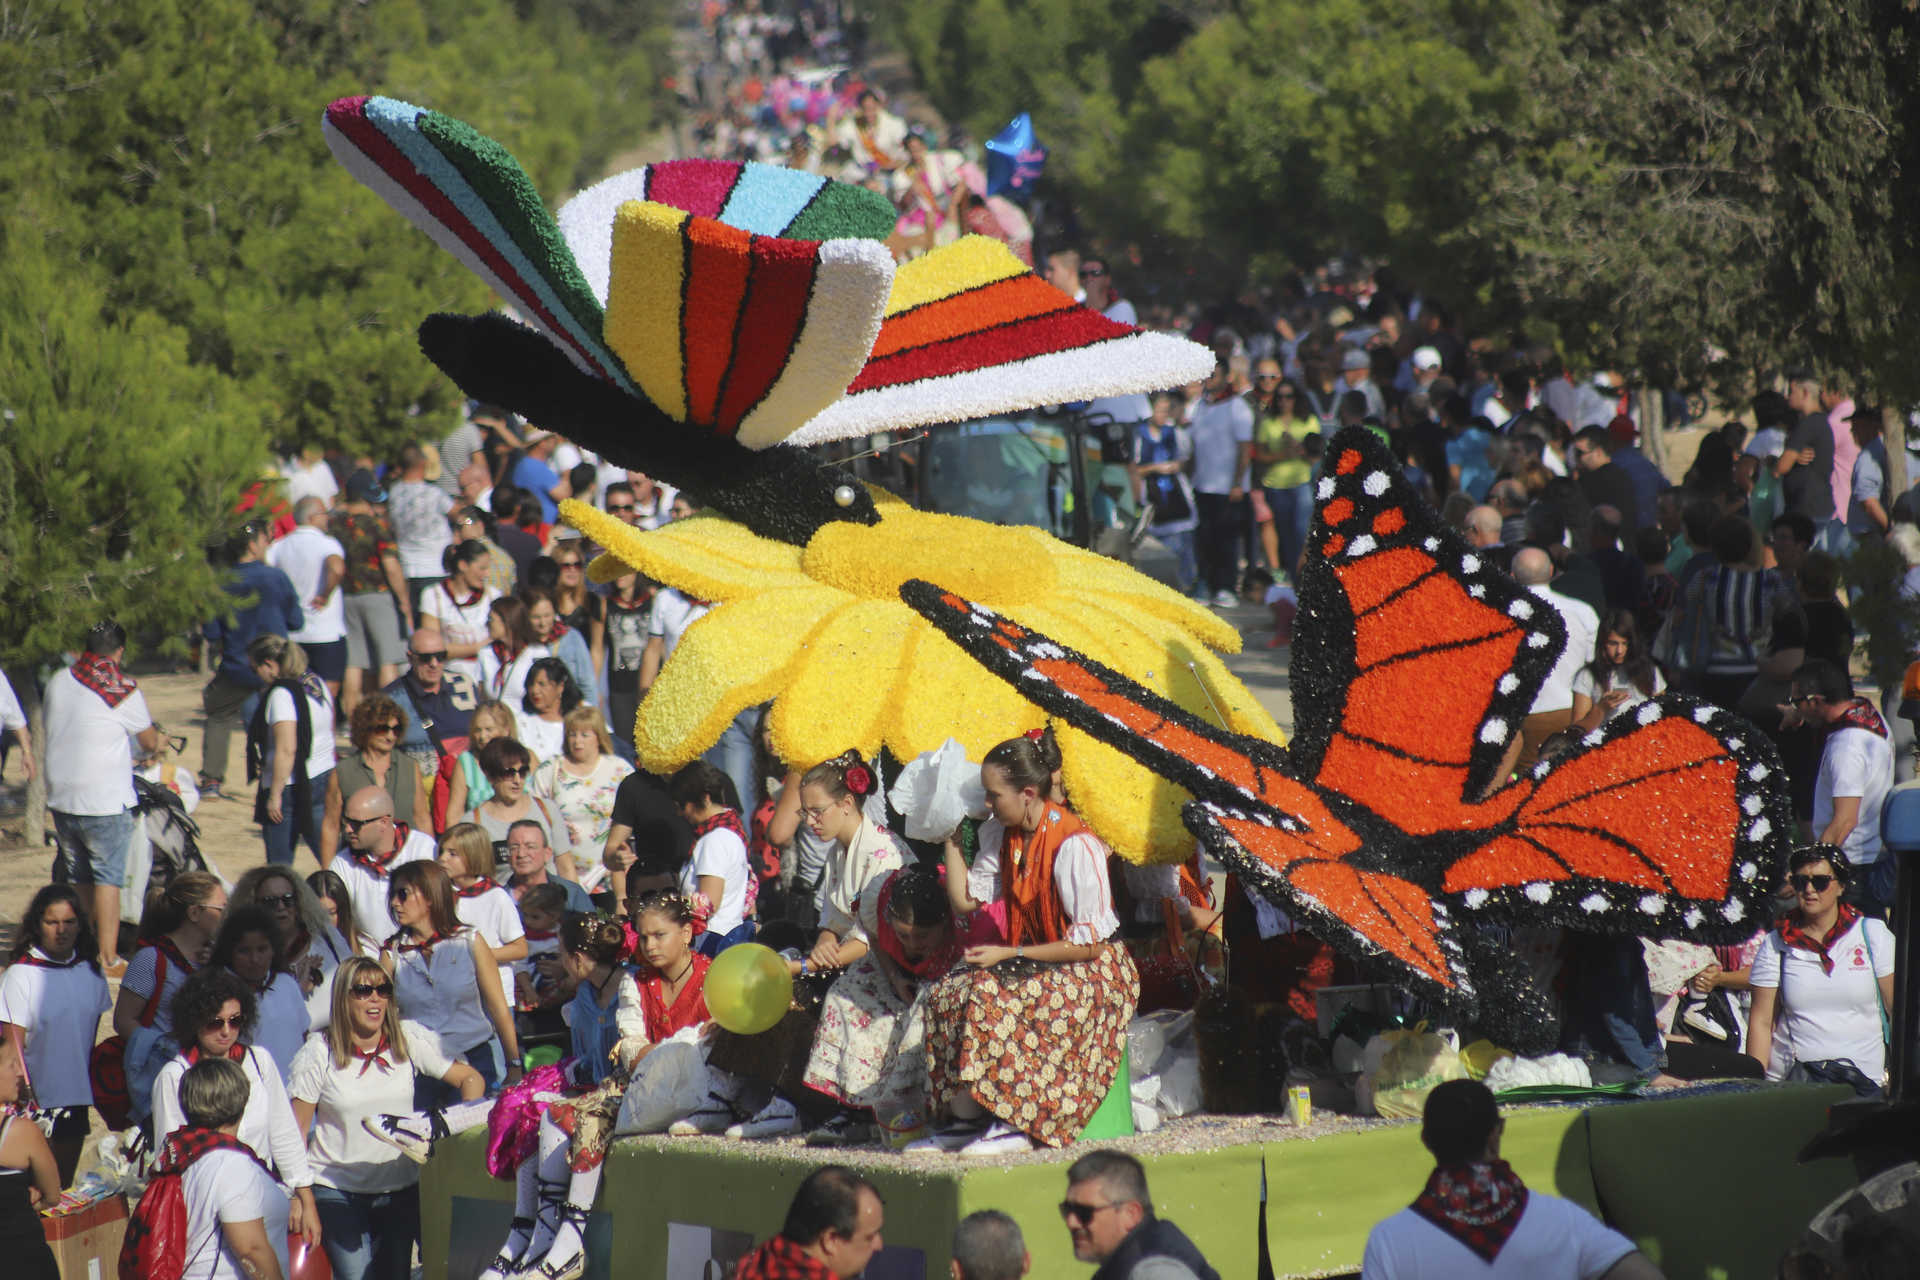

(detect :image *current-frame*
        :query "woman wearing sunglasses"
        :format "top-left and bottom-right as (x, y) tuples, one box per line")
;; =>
(231, 867), (354, 1031)
(1746, 844), (1895, 1090)
(466, 737), (578, 880)
(290, 956), (483, 1280)
(150, 968), (320, 1268)
(546, 545), (606, 681)
(380, 862), (522, 1101)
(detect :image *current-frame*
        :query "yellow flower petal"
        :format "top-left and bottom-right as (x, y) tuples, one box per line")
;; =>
(634, 586), (845, 770)
(1058, 725), (1197, 866)
(1048, 541), (1241, 654)
(768, 599), (918, 767)
(887, 624), (1046, 762)
(565, 501), (809, 599)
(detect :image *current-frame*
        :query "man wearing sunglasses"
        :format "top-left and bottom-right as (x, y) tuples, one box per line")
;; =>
(1783, 658), (1896, 914)
(383, 628), (476, 773)
(1059, 1150), (1217, 1280)
(331, 786), (436, 937)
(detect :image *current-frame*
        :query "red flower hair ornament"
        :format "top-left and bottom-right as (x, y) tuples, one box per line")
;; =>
(844, 762), (875, 797)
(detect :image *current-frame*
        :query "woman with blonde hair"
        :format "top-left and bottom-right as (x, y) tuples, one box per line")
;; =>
(446, 700), (516, 827)
(438, 823), (528, 1003)
(290, 956), (482, 1280)
(321, 694), (429, 857)
(531, 706), (632, 890)
(247, 634), (337, 866)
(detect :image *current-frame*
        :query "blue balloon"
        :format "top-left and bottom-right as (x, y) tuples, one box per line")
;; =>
(985, 113), (1047, 198)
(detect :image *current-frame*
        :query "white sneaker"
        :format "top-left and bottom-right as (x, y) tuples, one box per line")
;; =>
(667, 1102), (736, 1137)
(958, 1120), (1033, 1157)
(725, 1095), (801, 1140)
(1212, 589), (1238, 608)
(902, 1117), (990, 1153)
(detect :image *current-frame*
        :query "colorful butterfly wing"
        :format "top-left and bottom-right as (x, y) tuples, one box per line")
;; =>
(600, 201), (895, 449)
(1289, 430), (1565, 834)
(786, 237), (1218, 447)
(1439, 698), (1786, 938)
(321, 96), (635, 394)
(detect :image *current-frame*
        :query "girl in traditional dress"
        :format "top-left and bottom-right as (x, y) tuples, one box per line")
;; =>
(918, 729), (1139, 1155)
(802, 869), (959, 1146)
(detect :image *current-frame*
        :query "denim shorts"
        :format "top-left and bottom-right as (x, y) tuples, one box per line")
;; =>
(52, 808), (135, 887)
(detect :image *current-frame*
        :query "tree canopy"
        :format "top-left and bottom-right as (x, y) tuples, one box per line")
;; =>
(874, 0), (1919, 401)
(0, 0), (670, 664)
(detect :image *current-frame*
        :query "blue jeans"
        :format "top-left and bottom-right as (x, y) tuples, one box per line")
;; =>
(261, 768), (331, 866)
(51, 808), (136, 887)
(1264, 484), (1314, 579)
(702, 706), (760, 815)
(311, 1182), (420, 1280)
(695, 920), (757, 958)
(1559, 933), (1664, 1079)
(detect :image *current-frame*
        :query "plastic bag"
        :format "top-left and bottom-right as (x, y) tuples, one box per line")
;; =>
(1358, 1024), (1463, 1119)
(886, 739), (988, 841)
(1483, 1052), (1592, 1093)
(1459, 1039), (1513, 1081)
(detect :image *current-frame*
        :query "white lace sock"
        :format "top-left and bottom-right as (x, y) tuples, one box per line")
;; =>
(542, 1168), (603, 1264)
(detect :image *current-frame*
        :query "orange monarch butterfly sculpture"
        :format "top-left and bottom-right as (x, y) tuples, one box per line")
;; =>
(902, 427), (1789, 1052)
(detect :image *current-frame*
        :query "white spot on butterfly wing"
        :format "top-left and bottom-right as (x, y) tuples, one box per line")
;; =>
(1469, 585), (1486, 599)
(1480, 719), (1509, 745)
(1635, 703), (1661, 726)
(1638, 894), (1665, 915)
(1498, 675), (1520, 694)
(1461, 555), (1481, 574)
(1424, 537), (1440, 551)
(1693, 707), (1715, 724)
(1363, 471), (1390, 497)
(1463, 889), (1489, 909)
(1524, 882), (1552, 903)
(1317, 478), (1335, 500)
(1749, 817), (1771, 842)
(1684, 907), (1705, 928)
(1748, 763), (1770, 781)
(1723, 899), (1746, 922)
(1740, 862), (1757, 880)
(1580, 893), (1608, 913)
(1527, 633), (1551, 648)
(1508, 600), (1534, 620)
(1742, 795), (1762, 815)
(1347, 535), (1376, 557)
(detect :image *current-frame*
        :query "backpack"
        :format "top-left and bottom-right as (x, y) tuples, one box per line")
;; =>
(120, 1131), (267, 1280)
(88, 945), (171, 1131)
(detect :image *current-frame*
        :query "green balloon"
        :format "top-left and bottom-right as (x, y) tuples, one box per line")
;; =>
(704, 942), (794, 1035)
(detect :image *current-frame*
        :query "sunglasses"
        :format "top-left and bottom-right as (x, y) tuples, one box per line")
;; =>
(1059, 1200), (1120, 1226)
(205, 1015), (246, 1031)
(409, 651), (447, 663)
(1256, 373), (1281, 381)
(606, 504), (636, 515)
(1789, 873), (1836, 892)
(493, 765), (530, 779)
(557, 560), (584, 569)
(349, 982), (395, 998)
(343, 815), (386, 834)
(1079, 267), (1107, 278)
(372, 722), (402, 733)
(260, 892), (298, 910)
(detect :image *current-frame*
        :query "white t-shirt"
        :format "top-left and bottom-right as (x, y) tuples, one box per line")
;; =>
(0, 951), (112, 1108)
(455, 882), (527, 1003)
(178, 1146), (292, 1280)
(43, 665), (152, 815)
(1362, 1191), (1636, 1280)
(477, 642), (551, 708)
(1569, 666), (1667, 722)
(265, 685), (338, 782)
(328, 830), (436, 944)
(387, 480), (455, 579)
(421, 582), (501, 683)
(288, 1020), (454, 1193)
(649, 589), (711, 665)
(966, 816), (1121, 944)
(1188, 395), (1255, 495)
(1814, 725), (1894, 865)
(152, 1044), (313, 1189)
(281, 458), (339, 506)
(0, 671), (26, 732)
(514, 710), (567, 766)
(251, 973), (312, 1082)
(1751, 915), (1895, 1082)
(387, 928), (494, 1055)
(267, 526), (347, 643)
(680, 826), (752, 937)
(1526, 586), (1599, 716)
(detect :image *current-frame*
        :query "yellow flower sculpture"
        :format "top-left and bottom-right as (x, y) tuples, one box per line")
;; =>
(565, 496), (1284, 865)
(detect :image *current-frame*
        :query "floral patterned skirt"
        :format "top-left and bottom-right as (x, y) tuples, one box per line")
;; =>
(802, 954), (932, 1109)
(925, 945), (1139, 1147)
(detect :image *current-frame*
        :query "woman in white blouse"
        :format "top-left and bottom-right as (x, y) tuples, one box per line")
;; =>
(150, 968), (319, 1257)
(436, 824), (528, 1005)
(1571, 610), (1667, 730)
(379, 861), (521, 1100)
(421, 540), (500, 683)
(476, 597), (550, 709)
(290, 957), (482, 1280)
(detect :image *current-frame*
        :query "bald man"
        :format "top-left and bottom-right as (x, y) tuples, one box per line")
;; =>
(382, 626), (476, 773)
(1507, 548), (1599, 774)
(330, 785), (436, 939)
(1462, 506), (1504, 549)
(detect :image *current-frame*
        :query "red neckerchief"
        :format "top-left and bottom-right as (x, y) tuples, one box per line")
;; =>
(523, 927), (557, 942)
(393, 928), (451, 959)
(639, 952), (711, 1039)
(70, 651), (138, 707)
(444, 581), (485, 609)
(1779, 903), (1864, 975)
(488, 642), (521, 693)
(154, 1126), (277, 1179)
(874, 871), (960, 979)
(691, 809), (748, 845)
(546, 622), (572, 642)
(16, 947), (84, 970)
(351, 1035), (395, 1077)
(350, 825), (411, 877)
(185, 1043), (249, 1065)
(455, 879), (495, 900)
(1410, 1161), (1530, 1264)
(733, 1234), (838, 1280)
(1837, 700), (1890, 739)
(149, 934), (199, 976)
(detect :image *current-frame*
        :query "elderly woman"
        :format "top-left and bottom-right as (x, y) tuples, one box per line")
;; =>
(1747, 845), (1895, 1091)
(321, 694), (428, 860)
(514, 656), (583, 767)
(466, 737), (577, 880)
(162, 1057), (293, 1280)
(531, 706), (633, 872)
